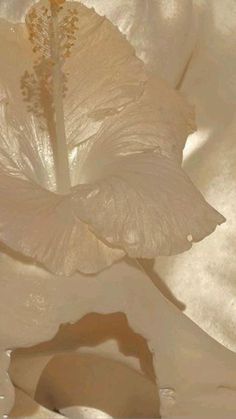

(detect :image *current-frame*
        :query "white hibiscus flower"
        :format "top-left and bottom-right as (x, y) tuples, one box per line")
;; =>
(0, 0), (224, 276)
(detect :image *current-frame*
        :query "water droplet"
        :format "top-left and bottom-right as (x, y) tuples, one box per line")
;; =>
(159, 387), (176, 407)
(154, 146), (161, 153)
(124, 231), (139, 246)
(0, 395), (4, 400)
(87, 188), (100, 199)
(187, 234), (193, 242)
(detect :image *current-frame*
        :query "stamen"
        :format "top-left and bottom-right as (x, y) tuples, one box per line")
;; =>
(20, 0), (79, 194)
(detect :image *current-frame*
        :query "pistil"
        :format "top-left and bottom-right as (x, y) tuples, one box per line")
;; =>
(21, 0), (79, 195)
(50, 0), (71, 194)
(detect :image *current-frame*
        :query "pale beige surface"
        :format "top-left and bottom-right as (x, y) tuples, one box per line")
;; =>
(156, 0), (236, 351)
(36, 353), (159, 417)
(10, 388), (63, 418)
(10, 355), (159, 419)
(0, 255), (236, 417)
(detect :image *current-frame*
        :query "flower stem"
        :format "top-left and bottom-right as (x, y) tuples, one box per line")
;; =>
(50, 2), (71, 195)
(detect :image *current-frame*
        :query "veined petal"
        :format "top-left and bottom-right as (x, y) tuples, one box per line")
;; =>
(0, 147), (223, 274)
(73, 152), (225, 258)
(0, 1), (146, 187)
(72, 78), (195, 186)
(0, 102), (56, 191)
(0, 1), (225, 274)
(0, 172), (123, 275)
(64, 2), (147, 148)
(0, 18), (57, 190)
(81, 0), (196, 87)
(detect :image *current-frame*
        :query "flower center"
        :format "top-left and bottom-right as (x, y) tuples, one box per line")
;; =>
(21, 0), (79, 195)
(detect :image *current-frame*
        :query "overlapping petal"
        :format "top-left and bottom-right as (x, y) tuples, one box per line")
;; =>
(0, 171), (124, 275)
(73, 152), (224, 259)
(0, 2), (146, 182)
(81, 0), (196, 87)
(0, 1), (225, 275)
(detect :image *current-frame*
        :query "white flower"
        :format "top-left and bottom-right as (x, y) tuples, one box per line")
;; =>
(0, 0), (224, 276)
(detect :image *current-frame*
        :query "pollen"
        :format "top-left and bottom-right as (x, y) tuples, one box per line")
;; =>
(26, 6), (51, 58)
(21, 0), (79, 121)
(50, 0), (66, 6)
(60, 8), (79, 60)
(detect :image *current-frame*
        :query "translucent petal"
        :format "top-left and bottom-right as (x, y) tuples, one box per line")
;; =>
(0, 173), (123, 275)
(0, 103), (56, 191)
(0, 2), (224, 274)
(81, 0), (197, 86)
(0, 2), (146, 187)
(0, 0), (36, 22)
(0, 18), (57, 191)
(73, 152), (225, 259)
(0, 3), (146, 190)
(71, 77), (195, 186)
(0, 0), (197, 87)
(63, 2), (146, 148)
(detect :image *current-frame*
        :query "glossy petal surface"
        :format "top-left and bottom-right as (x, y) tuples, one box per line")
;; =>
(73, 152), (224, 259)
(0, 0), (197, 87)
(0, 1), (224, 274)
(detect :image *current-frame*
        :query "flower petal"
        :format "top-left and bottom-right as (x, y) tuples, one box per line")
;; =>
(0, 102), (56, 190)
(0, 18), (57, 190)
(0, 2), (146, 183)
(81, 0), (197, 87)
(0, 147), (222, 274)
(0, 0), (35, 22)
(0, 173), (123, 275)
(0, 2), (224, 274)
(73, 152), (225, 258)
(70, 77), (195, 186)
(64, 2), (147, 147)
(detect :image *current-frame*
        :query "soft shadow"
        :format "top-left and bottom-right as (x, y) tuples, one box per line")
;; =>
(137, 258), (186, 311)
(11, 312), (160, 417)
(13, 312), (156, 381)
(35, 353), (160, 418)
